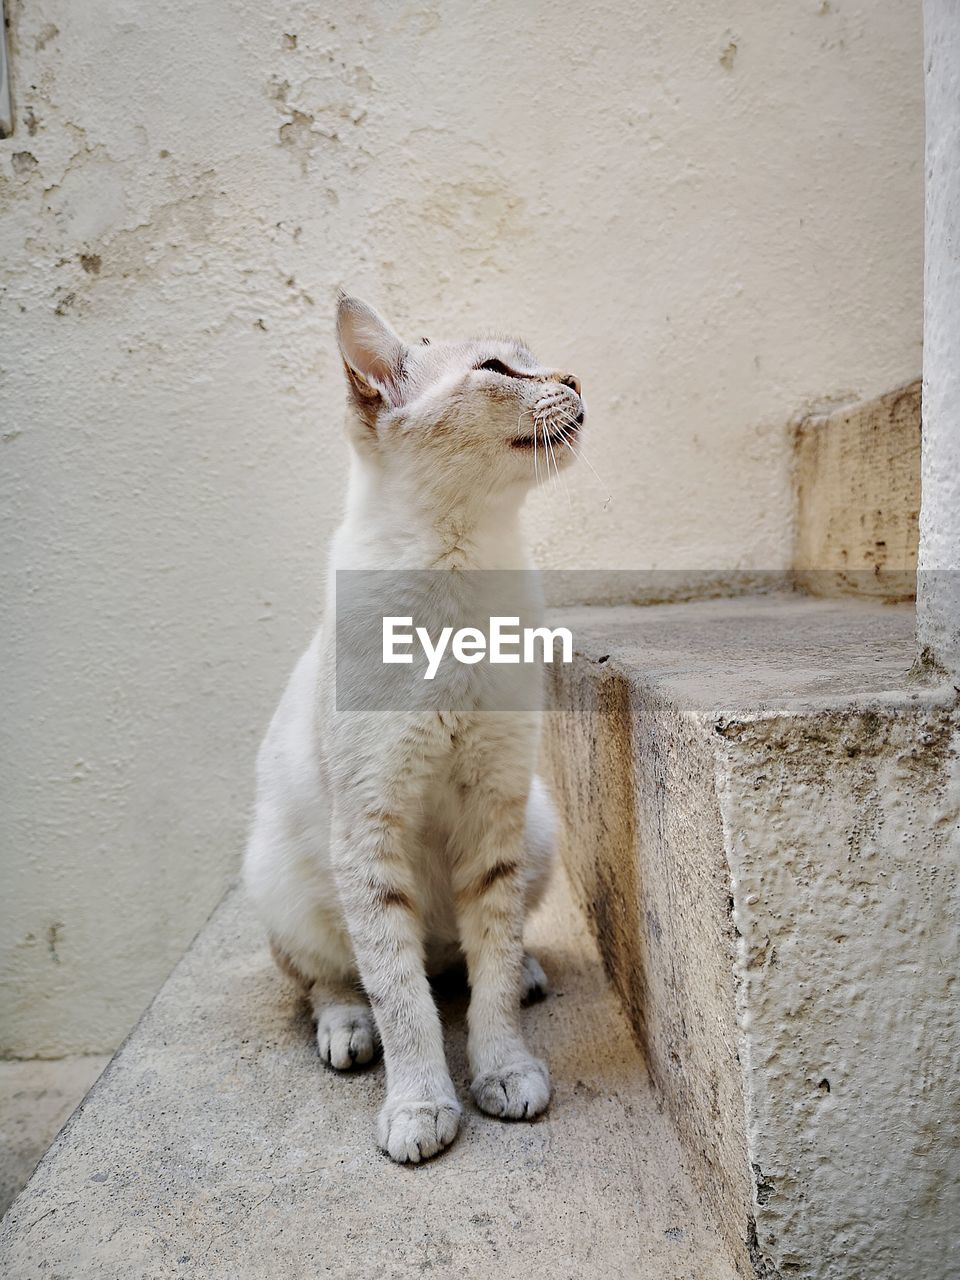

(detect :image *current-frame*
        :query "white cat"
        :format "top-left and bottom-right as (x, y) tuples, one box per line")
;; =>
(244, 295), (583, 1163)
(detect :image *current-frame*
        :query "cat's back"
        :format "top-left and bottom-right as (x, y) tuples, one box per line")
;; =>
(255, 629), (326, 809)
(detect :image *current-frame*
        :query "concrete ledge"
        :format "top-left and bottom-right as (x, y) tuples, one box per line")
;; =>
(545, 595), (959, 1279)
(0, 871), (741, 1278)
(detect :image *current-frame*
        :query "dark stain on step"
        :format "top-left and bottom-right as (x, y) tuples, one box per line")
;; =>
(47, 921), (63, 964)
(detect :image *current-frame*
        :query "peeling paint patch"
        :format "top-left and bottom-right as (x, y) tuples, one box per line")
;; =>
(719, 37), (739, 71)
(279, 108), (315, 150)
(11, 151), (38, 175)
(34, 23), (59, 52)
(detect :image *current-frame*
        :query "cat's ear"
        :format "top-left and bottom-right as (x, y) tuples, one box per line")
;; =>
(336, 294), (407, 415)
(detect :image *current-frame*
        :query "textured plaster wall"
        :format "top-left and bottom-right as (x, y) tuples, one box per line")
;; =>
(919, 0), (960, 675)
(0, 1), (924, 1054)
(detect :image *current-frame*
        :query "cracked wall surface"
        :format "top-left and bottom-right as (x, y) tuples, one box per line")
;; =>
(0, 1), (926, 1053)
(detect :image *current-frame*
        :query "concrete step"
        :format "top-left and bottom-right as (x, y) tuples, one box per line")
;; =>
(545, 595), (959, 1280)
(0, 1055), (110, 1216)
(0, 870), (742, 1279)
(792, 380), (921, 601)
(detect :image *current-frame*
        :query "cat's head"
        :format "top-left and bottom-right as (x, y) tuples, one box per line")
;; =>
(335, 295), (583, 496)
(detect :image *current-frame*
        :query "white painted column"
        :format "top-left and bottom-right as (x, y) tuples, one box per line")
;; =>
(919, 2), (960, 674)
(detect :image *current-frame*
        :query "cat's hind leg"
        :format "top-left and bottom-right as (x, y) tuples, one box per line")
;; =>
(520, 951), (548, 1005)
(311, 986), (380, 1070)
(519, 773), (556, 1005)
(269, 935), (380, 1070)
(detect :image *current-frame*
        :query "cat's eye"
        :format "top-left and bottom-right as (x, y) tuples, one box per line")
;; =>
(476, 357), (517, 377)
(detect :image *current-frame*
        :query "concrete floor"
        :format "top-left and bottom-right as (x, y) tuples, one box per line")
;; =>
(0, 1055), (110, 1216)
(0, 870), (742, 1277)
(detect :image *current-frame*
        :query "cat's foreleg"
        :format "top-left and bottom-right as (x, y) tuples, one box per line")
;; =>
(331, 807), (461, 1163)
(453, 792), (551, 1121)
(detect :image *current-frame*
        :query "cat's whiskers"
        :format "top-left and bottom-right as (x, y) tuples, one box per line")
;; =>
(518, 405), (541, 488)
(552, 414), (613, 509)
(551, 423), (574, 509)
(533, 408), (551, 488)
(536, 409), (573, 508)
(545, 422), (557, 485)
(535, 410), (558, 486)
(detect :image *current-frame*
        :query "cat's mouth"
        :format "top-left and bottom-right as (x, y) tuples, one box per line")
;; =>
(511, 431), (569, 450)
(511, 411), (584, 450)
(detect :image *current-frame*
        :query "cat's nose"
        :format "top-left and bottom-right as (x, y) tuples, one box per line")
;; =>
(558, 373), (581, 397)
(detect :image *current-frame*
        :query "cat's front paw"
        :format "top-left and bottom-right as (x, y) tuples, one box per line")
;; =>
(377, 1094), (462, 1164)
(316, 1003), (380, 1070)
(471, 1056), (551, 1120)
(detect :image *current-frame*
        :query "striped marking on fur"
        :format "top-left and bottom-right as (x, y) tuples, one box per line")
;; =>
(368, 880), (416, 914)
(459, 859), (521, 905)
